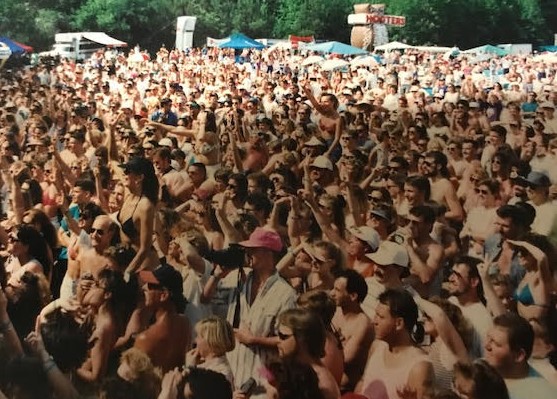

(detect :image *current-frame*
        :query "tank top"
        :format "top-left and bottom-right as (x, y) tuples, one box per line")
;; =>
(360, 341), (430, 399)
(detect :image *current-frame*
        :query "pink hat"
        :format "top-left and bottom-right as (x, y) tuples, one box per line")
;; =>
(239, 227), (283, 252)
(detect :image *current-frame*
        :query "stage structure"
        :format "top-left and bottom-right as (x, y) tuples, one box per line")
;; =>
(348, 4), (405, 50)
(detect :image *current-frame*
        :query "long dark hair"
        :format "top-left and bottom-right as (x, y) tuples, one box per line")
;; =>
(23, 209), (59, 251)
(15, 224), (52, 278)
(141, 164), (159, 204)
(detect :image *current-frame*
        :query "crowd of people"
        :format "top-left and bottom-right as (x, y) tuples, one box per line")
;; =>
(0, 42), (556, 399)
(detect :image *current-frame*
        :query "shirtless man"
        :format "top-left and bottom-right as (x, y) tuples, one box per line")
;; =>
(423, 151), (463, 223)
(403, 205), (445, 298)
(78, 215), (120, 278)
(303, 83), (340, 142)
(331, 269), (374, 392)
(356, 289), (434, 399)
(136, 264), (190, 372)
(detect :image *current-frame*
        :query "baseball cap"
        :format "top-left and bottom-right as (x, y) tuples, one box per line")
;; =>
(304, 137), (326, 147)
(525, 171), (550, 187)
(365, 241), (409, 268)
(349, 226), (380, 251)
(139, 264), (184, 296)
(369, 208), (392, 223)
(119, 156), (155, 175)
(239, 227), (283, 252)
(158, 137), (173, 148)
(311, 155), (333, 171)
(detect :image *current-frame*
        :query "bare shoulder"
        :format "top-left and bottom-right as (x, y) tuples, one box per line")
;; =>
(137, 197), (155, 212)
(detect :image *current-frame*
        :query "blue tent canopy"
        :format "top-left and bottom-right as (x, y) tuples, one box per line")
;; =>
(306, 41), (368, 56)
(539, 45), (557, 53)
(464, 44), (508, 56)
(218, 33), (265, 50)
(0, 37), (28, 55)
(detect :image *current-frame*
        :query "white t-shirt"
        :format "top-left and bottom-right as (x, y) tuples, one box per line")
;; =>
(448, 297), (493, 359)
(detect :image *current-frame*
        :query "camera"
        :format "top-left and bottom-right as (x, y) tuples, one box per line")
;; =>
(391, 232), (406, 245)
(203, 244), (246, 269)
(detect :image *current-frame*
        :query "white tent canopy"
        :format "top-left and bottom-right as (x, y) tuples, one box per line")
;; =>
(321, 59), (349, 71)
(82, 32), (127, 47)
(374, 41), (412, 51)
(412, 46), (454, 53)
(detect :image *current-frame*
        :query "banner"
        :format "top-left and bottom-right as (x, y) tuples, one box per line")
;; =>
(206, 37), (228, 48)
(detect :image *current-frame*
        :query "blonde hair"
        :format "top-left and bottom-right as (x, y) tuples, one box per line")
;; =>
(120, 348), (159, 378)
(195, 316), (235, 356)
(119, 348), (162, 397)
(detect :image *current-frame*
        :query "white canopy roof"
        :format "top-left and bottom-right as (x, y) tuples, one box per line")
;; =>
(374, 41), (412, 51)
(82, 32), (127, 47)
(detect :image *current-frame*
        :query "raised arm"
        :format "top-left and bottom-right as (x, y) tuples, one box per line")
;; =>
(477, 255), (506, 317)
(406, 239), (444, 285)
(412, 291), (468, 361)
(0, 287), (23, 359)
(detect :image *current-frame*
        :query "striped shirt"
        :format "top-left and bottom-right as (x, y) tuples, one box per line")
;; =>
(226, 270), (297, 396)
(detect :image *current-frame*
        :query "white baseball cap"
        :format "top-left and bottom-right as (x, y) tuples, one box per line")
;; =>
(311, 155), (333, 171)
(366, 241), (409, 268)
(349, 226), (380, 251)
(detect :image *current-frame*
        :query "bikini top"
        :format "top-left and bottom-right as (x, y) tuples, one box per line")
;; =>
(514, 283), (534, 306)
(118, 197), (141, 240)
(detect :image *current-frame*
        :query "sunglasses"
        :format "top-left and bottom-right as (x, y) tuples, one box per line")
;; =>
(475, 188), (489, 195)
(146, 283), (165, 291)
(90, 228), (105, 236)
(227, 184), (238, 189)
(277, 331), (294, 341)
(368, 195), (383, 202)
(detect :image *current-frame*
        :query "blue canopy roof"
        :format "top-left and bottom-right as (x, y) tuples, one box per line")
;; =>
(0, 37), (28, 55)
(218, 33), (265, 50)
(464, 44), (508, 56)
(306, 41), (368, 55)
(539, 45), (557, 53)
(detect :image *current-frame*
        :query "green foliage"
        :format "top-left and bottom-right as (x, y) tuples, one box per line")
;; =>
(386, 0), (550, 47)
(0, 0), (556, 52)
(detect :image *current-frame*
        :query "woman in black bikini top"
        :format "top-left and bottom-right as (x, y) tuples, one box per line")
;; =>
(119, 157), (160, 273)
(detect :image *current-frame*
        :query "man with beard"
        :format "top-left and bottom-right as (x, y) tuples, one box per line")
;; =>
(484, 204), (531, 291)
(446, 256), (492, 359)
(423, 151), (463, 224)
(331, 269), (374, 392)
